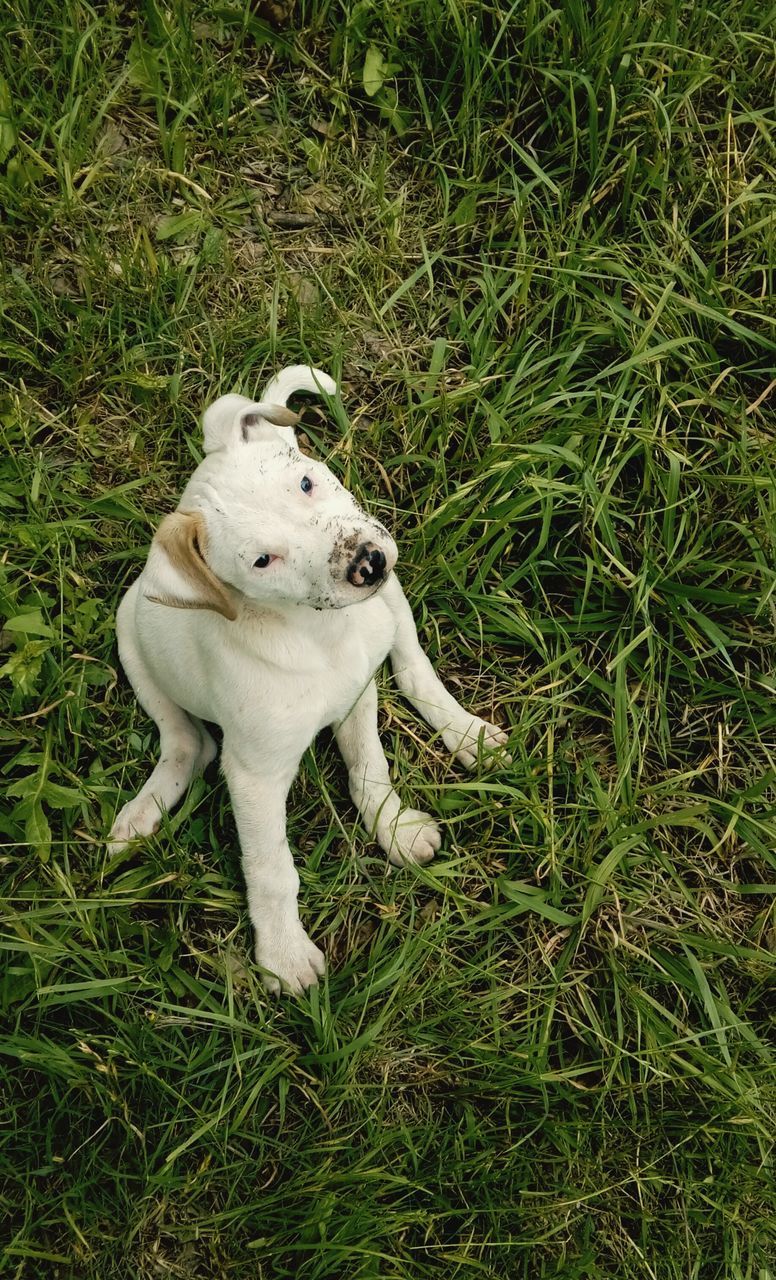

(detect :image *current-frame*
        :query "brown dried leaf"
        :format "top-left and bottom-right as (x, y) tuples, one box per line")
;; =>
(267, 210), (316, 228)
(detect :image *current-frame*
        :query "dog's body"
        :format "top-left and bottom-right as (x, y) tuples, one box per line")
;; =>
(111, 367), (509, 993)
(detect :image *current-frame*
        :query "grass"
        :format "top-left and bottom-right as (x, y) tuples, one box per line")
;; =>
(1, 0), (775, 1275)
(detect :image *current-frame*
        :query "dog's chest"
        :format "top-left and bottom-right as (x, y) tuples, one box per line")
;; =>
(308, 600), (394, 719)
(228, 594), (396, 738)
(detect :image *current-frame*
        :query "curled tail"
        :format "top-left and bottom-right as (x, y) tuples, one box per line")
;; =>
(261, 365), (337, 406)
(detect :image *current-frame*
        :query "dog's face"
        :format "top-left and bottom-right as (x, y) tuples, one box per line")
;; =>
(145, 391), (398, 619)
(184, 435), (398, 611)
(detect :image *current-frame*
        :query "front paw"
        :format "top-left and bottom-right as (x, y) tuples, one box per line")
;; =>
(255, 920), (326, 997)
(381, 808), (442, 867)
(442, 716), (512, 770)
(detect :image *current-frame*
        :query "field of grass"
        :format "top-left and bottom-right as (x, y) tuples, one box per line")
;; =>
(1, 1), (775, 1276)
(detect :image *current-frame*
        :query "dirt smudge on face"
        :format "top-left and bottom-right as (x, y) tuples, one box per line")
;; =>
(328, 527), (362, 573)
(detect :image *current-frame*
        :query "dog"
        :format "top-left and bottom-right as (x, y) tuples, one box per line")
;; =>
(110, 366), (510, 994)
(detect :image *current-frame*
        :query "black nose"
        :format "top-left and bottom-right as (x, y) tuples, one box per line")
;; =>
(346, 543), (387, 588)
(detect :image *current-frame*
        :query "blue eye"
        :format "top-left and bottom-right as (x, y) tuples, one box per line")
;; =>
(253, 554), (271, 569)
(300, 475), (313, 494)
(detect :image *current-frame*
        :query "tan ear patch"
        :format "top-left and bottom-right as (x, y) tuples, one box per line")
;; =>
(146, 510), (239, 621)
(239, 402), (300, 440)
(254, 403), (300, 427)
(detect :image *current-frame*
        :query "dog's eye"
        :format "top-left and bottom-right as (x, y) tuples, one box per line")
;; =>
(300, 475), (314, 494)
(253, 555), (271, 569)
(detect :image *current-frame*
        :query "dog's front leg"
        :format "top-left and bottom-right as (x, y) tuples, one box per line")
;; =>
(221, 746), (325, 996)
(335, 679), (441, 865)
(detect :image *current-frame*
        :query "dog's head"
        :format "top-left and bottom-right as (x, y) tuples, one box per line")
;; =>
(144, 373), (398, 618)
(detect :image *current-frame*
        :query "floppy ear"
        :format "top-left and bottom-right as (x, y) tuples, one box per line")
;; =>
(202, 394), (300, 454)
(143, 511), (239, 621)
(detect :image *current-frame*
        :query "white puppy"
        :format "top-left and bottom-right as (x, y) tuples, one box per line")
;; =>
(110, 366), (509, 994)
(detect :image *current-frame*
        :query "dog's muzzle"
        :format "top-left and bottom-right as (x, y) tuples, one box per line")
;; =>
(346, 543), (387, 588)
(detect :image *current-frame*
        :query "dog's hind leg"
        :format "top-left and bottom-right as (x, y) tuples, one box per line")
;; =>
(383, 576), (512, 770)
(335, 679), (441, 866)
(109, 603), (217, 851)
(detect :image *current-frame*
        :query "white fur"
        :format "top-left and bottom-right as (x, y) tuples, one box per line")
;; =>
(110, 365), (510, 995)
